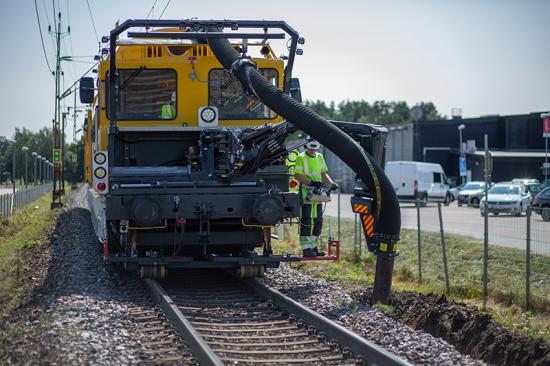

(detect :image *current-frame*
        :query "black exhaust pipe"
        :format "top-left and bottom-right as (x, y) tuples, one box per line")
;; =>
(208, 38), (400, 303)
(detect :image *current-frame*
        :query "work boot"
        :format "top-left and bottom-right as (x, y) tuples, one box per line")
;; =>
(302, 248), (317, 257)
(313, 247), (326, 256)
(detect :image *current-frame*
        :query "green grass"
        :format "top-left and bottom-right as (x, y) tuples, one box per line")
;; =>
(273, 216), (550, 340)
(373, 303), (396, 317)
(0, 193), (59, 319)
(0, 189), (74, 355)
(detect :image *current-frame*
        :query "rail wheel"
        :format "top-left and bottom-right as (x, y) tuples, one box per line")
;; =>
(139, 265), (167, 279)
(238, 264), (265, 278)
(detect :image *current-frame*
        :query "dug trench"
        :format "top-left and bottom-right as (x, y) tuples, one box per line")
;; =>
(353, 288), (549, 366)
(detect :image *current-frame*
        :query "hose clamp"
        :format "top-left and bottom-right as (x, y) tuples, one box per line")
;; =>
(230, 57), (257, 75)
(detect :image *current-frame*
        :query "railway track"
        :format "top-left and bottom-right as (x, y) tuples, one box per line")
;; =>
(143, 270), (410, 365)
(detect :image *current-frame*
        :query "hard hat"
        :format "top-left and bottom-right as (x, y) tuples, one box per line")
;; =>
(305, 140), (320, 150)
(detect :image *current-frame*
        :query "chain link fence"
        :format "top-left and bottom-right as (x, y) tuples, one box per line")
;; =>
(0, 183), (53, 220)
(326, 193), (549, 311)
(398, 201), (548, 311)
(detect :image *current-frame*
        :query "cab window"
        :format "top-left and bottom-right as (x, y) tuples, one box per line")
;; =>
(208, 69), (277, 120)
(111, 69), (177, 120)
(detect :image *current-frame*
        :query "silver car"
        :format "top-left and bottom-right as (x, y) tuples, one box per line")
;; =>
(480, 183), (532, 216)
(457, 181), (488, 206)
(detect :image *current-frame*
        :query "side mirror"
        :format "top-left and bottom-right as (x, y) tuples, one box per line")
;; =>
(290, 78), (302, 103)
(79, 77), (95, 104)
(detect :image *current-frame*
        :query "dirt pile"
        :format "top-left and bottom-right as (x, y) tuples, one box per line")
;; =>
(354, 289), (549, 366)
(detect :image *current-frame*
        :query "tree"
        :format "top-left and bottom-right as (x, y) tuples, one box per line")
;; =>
(305, 99), (444, 125)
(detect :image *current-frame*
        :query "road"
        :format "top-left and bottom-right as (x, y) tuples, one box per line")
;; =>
(0, 188), (18, 195)
(325, 194), (549, 256)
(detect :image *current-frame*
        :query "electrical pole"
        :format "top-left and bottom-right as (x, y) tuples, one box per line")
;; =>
(50, 11), (69, 208)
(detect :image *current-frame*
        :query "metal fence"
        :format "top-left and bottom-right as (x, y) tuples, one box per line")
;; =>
(411, 201), (549, 311)
(326, 192), (549, 311)
(0, 183), (53, 220)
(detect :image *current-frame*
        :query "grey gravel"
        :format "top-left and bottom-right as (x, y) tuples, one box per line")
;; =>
(1, 188), (195, 365)
(263, 265), (486, 366)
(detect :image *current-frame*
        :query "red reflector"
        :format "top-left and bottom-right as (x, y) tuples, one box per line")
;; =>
(289, 179), (298, 188)
(103, 240), (108, 261)
(97, 182), (106, 191)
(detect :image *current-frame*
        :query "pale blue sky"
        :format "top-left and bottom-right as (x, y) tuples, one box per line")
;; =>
(1, 0), (549, 140)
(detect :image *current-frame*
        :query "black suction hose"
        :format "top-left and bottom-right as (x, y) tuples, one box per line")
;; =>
(208, 38), (401, 242)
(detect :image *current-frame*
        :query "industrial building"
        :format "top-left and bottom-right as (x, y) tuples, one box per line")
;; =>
(324, 112), (549, 191)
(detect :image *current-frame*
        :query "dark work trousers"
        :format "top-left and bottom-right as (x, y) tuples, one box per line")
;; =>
(299, 202), (323, 249)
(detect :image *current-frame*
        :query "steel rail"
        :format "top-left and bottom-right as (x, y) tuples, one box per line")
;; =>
(144, 279), (224, 366)
(244, 278), (412, 366)
(146, 274), (411, 366)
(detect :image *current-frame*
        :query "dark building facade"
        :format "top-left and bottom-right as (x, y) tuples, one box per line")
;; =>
(323, 111), (549, 192)
(414, 112), (548, 184)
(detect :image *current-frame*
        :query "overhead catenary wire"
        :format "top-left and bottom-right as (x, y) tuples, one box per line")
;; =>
(34, 0), (53, 73)
(146, 0), (159, 19)
(52, 0), (57, 33)
(86, 0), (100, 43)
(158, 0), (171, 19)
(65, 0), (78, 83)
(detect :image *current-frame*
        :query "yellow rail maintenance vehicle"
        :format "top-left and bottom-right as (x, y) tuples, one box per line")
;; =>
(81, 20), (400, 302)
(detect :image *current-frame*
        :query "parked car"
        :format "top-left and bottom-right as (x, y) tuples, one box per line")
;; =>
(525, 183), (543, 201)
(386, 161), (452, 205)
(457, 181), (489, 206)
(480, 183), (531, 216)
(512, 178), (540, 185)
(532, 187), (550, 221)
(449, 182), (465, 201)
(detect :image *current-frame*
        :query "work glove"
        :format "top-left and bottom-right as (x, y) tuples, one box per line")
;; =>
(310, 181), (323, 189)
(331, 183), (340, 191)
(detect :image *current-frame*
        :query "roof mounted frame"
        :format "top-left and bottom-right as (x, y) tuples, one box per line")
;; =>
(108, 19), (301, 127)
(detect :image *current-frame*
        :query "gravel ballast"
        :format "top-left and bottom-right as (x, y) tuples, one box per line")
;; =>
(263, 265), (485, 365)
(1, 188), (195, 365)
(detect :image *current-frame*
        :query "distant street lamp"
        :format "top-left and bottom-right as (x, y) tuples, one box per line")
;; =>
(32, 152), (37, 185)
(41, 157), (46, 184)
(37, 155), (43, 184)
(45, 160), (50, 182)
(458, 124), (466, 184)
(22, 146), (29, 189)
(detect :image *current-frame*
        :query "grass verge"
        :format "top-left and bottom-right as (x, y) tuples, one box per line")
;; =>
(0, 193), (60, 324)
(273, 216), (550, 341)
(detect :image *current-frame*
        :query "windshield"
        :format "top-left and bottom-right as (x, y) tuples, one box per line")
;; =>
(489, 186), (520, 195)
(209, 69), (278, 120)
(527, 184), (541, 193)
(115, 69), (177, 120)
(463, 183), (484, 190)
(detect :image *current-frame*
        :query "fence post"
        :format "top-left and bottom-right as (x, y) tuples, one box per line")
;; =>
(337, 190), (341, 242)
(526, 206), (531, 310)
(482, 134), (490, 311)
(353, 213), (359, 262)
(416, 198), (422, 283)
(438, 202), (451, 293)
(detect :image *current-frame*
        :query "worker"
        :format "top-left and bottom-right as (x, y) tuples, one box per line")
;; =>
(161, 91), (176, 119)
(294, 140), (339, 257)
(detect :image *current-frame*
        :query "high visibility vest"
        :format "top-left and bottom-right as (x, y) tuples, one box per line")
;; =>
(294, 151), (328, 200)
(162, 104), (176, 118)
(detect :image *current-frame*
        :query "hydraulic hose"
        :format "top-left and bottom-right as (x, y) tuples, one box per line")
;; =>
(207, 38), (400, 242)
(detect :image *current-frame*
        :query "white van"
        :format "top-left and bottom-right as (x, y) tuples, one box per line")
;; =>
(386, 161), (452, 204)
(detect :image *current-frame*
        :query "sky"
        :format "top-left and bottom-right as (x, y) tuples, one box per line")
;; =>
(1, 0), (549, 140)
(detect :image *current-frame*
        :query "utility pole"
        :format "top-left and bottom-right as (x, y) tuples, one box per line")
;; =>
(50, 11), (69, 209)
(69, 93), (83, 189)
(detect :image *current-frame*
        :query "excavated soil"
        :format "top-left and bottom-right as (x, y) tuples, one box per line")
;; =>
(353, 288), (550, 366)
